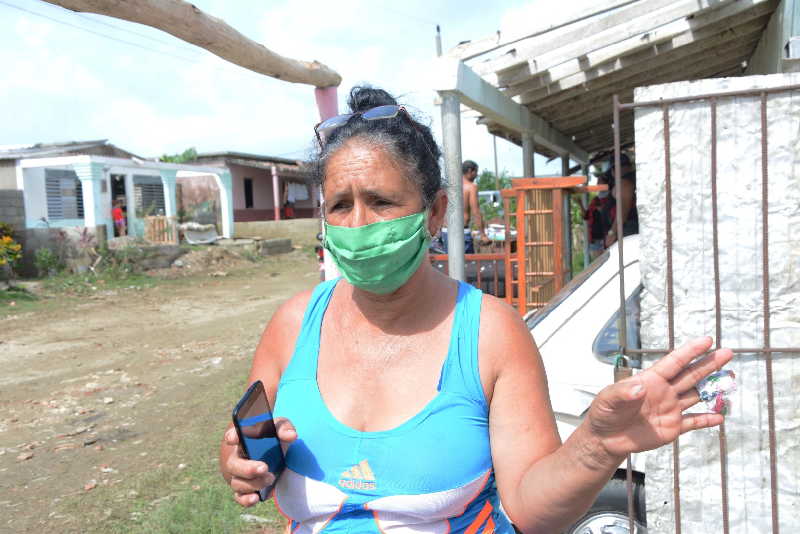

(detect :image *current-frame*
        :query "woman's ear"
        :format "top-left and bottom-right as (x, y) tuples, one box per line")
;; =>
(428, 190), (448, 235)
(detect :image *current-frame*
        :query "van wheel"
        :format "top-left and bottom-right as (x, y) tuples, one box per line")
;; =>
(567, 509), (645, 533)
(566, 477), (646, 534)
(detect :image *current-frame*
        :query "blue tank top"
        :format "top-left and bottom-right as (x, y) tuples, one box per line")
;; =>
(273, 279), (513, 534)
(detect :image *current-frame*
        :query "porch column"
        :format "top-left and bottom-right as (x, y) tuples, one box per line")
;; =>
(522, 134), (535, 177)
(271, 165), (281, 221)
(582, 164), (590, 270)
(73, 161), (111, 241)
(217, 170), (234, 238)
(158, 169), (178, 218)
(440, 90), (465, 281)
(562, 154), (572, 279)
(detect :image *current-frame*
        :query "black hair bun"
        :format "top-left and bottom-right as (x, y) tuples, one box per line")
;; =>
(348, 86), (397, 113)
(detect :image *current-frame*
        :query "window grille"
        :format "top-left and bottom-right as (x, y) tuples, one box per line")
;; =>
(45, 169), (84, 220)
(133, 175), (165, 216)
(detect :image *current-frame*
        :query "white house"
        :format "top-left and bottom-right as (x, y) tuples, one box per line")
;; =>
(0, 140), (234, 240)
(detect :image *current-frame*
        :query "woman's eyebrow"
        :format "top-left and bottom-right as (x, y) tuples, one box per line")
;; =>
(326, 190), (352, 204)
(360, 188), (402, 202)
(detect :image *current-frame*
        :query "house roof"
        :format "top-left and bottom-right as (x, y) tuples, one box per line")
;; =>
(193, 151), (312, 182)
(193, 151), (304, 167)
(449, 0), (779, 157)
(0, 139), (141, 160)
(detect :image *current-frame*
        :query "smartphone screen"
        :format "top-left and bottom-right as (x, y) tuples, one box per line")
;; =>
(232, 380), (285, 500)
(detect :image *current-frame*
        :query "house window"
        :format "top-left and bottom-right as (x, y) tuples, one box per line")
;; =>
(244, 178), (254, 208)
(45, 169), (84, 220)
(133, 175), (165, 216)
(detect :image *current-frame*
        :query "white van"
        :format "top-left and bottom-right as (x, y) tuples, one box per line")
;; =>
(527, 235), (646, 533)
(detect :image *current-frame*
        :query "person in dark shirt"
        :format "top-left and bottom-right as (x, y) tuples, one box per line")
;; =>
(583, 173), (612, 259)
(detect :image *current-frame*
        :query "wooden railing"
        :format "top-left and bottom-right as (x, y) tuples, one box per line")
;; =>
(144, 215), (179, 245)
(430, 253), (507, 298)
(432, 176), (603, 314)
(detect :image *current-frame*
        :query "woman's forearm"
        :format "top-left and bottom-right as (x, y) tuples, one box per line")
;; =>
(511, 422), (625, 533)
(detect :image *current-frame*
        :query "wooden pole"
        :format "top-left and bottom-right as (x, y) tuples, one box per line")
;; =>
(43, 0), (342, 87)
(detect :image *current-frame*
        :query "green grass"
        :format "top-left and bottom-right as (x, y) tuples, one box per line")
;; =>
(104, 454), (282, 534)
(42, 271), (157, 295)
(0, 285), (40, 316)
(77, 375), (284, 534)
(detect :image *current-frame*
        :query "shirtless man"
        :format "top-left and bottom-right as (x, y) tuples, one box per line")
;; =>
(439, 161), (488, 254)
(460, 160), (488, 253)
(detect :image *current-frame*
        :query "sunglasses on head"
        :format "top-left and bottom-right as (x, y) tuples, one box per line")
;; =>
(314, 105), (416, 148)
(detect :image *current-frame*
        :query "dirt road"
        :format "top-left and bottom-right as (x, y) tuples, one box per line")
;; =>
(0, 250), (319, 533)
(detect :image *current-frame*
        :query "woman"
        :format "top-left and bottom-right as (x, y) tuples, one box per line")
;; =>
(219, 87), (732, 533)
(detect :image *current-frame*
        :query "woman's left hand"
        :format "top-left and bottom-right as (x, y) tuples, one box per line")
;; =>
(587, 337), (733, 459)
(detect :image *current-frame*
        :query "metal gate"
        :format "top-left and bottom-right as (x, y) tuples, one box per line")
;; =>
(612, 83), (800, 533)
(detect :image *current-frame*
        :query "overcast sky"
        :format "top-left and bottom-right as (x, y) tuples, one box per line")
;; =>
(0, 0), (596, 177)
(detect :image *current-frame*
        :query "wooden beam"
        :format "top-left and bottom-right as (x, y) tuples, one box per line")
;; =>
(478, 0), (747, 78)
(433, 58), (589, 162)
(512, 177), (587, 188)
(550, 41), (758, 133)
(492, 0), (740, 88)
(509, 14), (768, 101)
(517, 16), (769, 109)
(570, 65), (745, 152)
(512, 0), (776, 103)
(450, 0), (639, 61)
(541, 35), (763, 132)
(43, 0), (341, 87)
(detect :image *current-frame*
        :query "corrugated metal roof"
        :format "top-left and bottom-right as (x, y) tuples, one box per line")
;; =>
(0, 139), (110, 160)
(194, 151), (304, 167)
(452, 0), (779, 157)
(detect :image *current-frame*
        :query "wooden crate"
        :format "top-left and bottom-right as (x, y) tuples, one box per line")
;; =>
(144, 215), (178, 245)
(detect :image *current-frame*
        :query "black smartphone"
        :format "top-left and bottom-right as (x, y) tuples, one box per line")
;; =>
(231, 380), (286, 501)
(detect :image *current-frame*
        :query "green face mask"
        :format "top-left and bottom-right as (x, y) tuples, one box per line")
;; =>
(323, 211), (431, 295)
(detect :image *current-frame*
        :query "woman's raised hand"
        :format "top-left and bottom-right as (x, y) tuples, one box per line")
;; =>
(223, 418), (297, 507)
(587, 337), (733, 460)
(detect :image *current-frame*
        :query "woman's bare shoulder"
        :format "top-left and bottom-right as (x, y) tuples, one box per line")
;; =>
(478, 293), (543, 392)
(252, 288), (316, 372)
(272, 288), (316, 329)
(480, 292), (529, 340)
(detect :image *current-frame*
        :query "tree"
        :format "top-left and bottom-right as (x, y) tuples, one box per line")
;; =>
(476, 169), (511, 192)
(160, 147), (198, 163)
(475, 170), (512, 223)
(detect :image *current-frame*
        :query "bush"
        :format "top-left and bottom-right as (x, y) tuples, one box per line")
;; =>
(98, 245), (146, 278)
(34, 247), (64, 277)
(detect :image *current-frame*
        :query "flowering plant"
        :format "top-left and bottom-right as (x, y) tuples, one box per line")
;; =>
(0, 224), (22, 268)
(0, 235), (22, 266)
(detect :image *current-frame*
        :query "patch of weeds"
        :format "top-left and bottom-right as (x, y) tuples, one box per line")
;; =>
(79, 376), (283, 534)
(100, 245), (147, 276)
(0, 285), (39, 315)
(43, 271), (155, 296)
(239, 248), (264, 263)
(110, 468), (282, 534)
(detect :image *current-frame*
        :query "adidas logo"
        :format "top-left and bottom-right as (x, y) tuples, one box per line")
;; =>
(338, 459), (377, 490)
